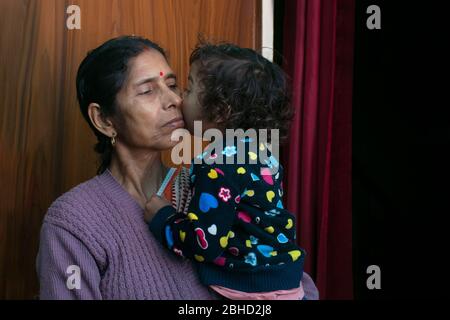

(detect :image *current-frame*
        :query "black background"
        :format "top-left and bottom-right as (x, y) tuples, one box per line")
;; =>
(276, 0), (449, 299)
(353, 0), (449, 299)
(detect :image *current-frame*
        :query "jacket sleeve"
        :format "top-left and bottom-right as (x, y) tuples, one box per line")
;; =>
(149, 163), (242, 263)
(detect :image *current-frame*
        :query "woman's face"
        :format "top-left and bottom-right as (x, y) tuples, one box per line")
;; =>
(113, 49), (184, 151)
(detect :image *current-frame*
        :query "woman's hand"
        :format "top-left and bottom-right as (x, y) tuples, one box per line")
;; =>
(144, 194), (171, 223)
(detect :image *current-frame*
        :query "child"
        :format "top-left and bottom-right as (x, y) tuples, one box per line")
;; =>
(145, 42), (306, 300)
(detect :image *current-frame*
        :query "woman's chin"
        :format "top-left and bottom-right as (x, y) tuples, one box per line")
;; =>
(162, 134), (185, 150)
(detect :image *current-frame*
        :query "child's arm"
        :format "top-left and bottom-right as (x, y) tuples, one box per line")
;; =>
(148, 164), (241, 263)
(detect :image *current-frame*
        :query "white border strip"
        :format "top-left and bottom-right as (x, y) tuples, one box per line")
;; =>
(262, 0), (274, 62)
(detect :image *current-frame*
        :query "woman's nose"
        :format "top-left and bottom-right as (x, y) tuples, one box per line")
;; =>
(163, 88), (182, 110)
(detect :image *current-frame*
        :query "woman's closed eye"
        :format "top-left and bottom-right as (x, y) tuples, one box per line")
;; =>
(138, 85), (154, 95)
(166, 80), (179, 93)
(138, 82), (178, 96)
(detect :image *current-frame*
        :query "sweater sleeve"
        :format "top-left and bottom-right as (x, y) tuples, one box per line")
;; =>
(149, 163), (242, 263)
(36, 222), (102, 300)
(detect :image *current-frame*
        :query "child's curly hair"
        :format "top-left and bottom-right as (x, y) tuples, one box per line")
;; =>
(189, 41), (294, 143)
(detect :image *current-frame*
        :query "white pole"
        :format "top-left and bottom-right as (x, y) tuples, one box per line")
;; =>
(262, 0), (274, 62)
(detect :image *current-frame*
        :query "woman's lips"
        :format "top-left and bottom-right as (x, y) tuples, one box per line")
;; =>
(163, 116), (185, 128)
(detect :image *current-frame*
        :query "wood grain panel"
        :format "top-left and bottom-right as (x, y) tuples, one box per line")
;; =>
(0, 0), (261, 299)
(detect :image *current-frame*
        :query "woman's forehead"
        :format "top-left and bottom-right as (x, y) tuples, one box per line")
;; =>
(129, 49), (174, 80)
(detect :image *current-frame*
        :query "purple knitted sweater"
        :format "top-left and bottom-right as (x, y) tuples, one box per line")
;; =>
(36, 169), (218, 299)
(36, 169), (319, 300)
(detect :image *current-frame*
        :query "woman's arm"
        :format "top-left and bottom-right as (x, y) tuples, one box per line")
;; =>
(36, 222), (102, 300)
(301, 272), (319, 300)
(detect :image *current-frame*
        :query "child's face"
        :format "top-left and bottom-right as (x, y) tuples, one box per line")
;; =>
(182, 62), (215, 136)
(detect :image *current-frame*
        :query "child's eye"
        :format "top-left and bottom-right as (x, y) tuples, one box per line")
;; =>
(182, 89), (190, 98)
(169, 84), (178, 90)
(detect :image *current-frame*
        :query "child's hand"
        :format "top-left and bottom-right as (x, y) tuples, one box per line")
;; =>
(144, 194), (171, 223)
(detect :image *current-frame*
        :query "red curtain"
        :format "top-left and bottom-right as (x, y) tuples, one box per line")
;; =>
(282, 0), (354, 299)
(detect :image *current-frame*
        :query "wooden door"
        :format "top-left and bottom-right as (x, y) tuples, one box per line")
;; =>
(0, 0), (261, 299)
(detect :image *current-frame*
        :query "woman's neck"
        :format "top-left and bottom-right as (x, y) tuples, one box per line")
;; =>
(108, 147), (168, 209)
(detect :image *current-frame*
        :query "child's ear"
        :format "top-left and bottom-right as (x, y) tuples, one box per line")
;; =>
(215, 104), (232, 124)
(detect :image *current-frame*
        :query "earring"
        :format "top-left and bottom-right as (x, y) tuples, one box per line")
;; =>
(111, 133), (116, 146)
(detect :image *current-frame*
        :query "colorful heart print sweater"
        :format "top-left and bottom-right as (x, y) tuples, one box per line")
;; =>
(149, 139), (305, 292)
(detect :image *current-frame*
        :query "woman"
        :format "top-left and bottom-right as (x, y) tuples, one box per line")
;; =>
(36, 36), (318, 300)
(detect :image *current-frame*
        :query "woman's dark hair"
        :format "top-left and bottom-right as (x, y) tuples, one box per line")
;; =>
(76, 35), (166, 174)
(189, 41), (293, 143)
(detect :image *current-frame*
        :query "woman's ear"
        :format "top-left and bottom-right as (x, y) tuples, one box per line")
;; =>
(87, 103), (116, 137)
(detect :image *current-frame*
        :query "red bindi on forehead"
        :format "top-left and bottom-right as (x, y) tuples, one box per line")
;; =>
(160, 71), (164, 77)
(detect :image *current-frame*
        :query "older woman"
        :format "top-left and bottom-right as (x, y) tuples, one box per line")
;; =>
(36, 36), (318, 300)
